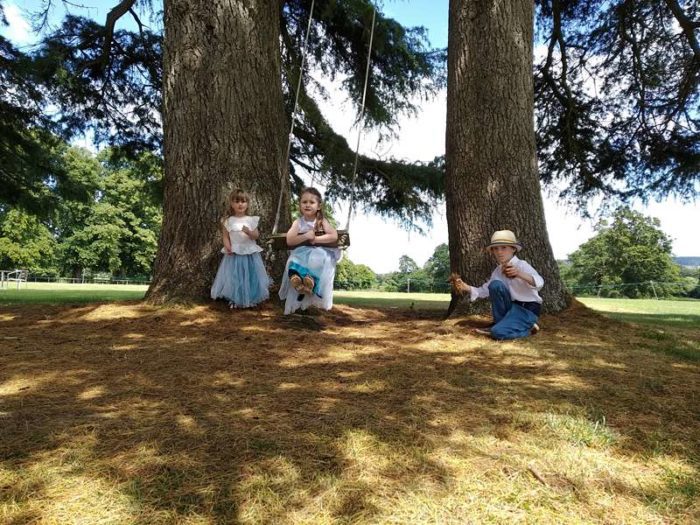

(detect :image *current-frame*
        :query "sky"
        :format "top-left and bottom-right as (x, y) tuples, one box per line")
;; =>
(3, 0), (698, 274)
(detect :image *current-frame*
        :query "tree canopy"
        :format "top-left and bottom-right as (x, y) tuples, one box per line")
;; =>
(534, 0), (699, 208)
(2, 0), (697, 223)
(1, 0), (444, 227)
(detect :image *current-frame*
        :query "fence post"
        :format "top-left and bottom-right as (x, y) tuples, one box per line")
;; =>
(650, 280), (658, 300)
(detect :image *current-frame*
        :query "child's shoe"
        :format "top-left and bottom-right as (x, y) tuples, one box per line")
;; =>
(290, 274), (304, 292)
(531, 323), (540, 335)
(302, 275), (315, 292)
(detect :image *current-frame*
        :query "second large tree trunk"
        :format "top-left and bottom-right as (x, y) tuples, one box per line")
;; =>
(445, 0), (569, 313)
(147, 0), (289, 303)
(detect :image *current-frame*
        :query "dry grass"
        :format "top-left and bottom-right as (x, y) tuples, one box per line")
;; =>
(1, 299), (699, 524)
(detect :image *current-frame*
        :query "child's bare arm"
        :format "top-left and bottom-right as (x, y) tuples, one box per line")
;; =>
(313, 219), (338, 245)
(286, 220), (311, 247)
(222, 228), (232, 254)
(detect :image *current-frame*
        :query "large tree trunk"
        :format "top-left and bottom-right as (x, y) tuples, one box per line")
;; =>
(146, 0), (289, 303)
(445, 0), (569, 314)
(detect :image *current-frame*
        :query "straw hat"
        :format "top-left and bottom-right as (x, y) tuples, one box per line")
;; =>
(485, 230), (522, 251)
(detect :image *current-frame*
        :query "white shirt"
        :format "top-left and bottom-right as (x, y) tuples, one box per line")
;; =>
(223, 216), (262, 255)
(470, 255), (544, 303)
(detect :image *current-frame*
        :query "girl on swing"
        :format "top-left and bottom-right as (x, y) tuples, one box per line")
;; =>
(279, 187), (340, 314)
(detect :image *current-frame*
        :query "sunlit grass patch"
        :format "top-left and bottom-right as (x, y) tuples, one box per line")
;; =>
(534, 412), (618, 449)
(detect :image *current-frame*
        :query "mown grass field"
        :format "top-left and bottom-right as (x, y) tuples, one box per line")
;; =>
(1, 285), (698, 523)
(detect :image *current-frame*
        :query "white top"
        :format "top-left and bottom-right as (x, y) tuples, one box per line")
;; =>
(222, 215), (262, 255)
(296, 216), (317, 233)
(294, 216), (342, 261)
(470, 255), (544, 303)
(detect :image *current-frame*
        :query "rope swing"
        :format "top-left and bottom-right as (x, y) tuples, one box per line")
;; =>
(346, 7), (376, 231)
(270, 3), (377, 250)
(272, 0), (317, 236)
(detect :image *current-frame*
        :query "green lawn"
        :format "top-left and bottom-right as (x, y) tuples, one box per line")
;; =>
(0, 282), (147, 304)
(2, 285), (698, 330)
(335, 290), (451, 310)
(577, 297), (700, 329)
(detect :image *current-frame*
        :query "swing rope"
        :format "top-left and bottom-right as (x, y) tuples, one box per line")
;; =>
(345, 7), (376, 231)
(271, 2), (376, 240)
(272, 0), (316, 235)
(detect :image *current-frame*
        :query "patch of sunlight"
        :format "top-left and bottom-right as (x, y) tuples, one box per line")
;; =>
(0, 313), (17, 321)
(277, 353), (358, 368)
(237, 456), (304, 522)
(0, 373), (59, 396)
(529, 375), (595, 392)
(591, 357), (628, 369)
(44, 473), (137, 523)
(278, 382), (301, 390)
(348, 379), (387, 393)
(124, 333), (145, 339)
(209, 372), (245, 388)
(77, 386), (105, 400)
(315, 396), (341, 413)
(81, 304), (146, 321)
(234, 407), (263, 420)
(336, 371), (363, 379)
(515, 410), (618, 449)
(176, 414), (203, 434)
(179, 315), (218, 327)
(110, 343), (140, 351)
(339, 429), (392, 476)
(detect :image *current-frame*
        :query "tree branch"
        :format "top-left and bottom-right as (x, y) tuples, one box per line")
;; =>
(98, 0), (137, 71)
(664, 0), (700, 58)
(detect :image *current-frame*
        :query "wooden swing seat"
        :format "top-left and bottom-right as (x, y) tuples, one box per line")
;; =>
(269, 230), (350, 250)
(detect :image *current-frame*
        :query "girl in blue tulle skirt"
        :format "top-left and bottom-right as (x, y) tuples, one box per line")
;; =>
(211, 189), (271, 308)
(279, 187), (341, 314)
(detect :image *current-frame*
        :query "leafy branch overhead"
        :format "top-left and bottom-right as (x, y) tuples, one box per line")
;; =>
(1, 0), (698, 218)
(535, 0), (699, 206)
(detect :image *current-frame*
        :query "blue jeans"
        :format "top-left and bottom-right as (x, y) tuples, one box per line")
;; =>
(488, 280), (539, 340)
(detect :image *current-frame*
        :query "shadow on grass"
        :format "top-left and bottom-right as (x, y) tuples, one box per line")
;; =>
(1, 300), (699, 522)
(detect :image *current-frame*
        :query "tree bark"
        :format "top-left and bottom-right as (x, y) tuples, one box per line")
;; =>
(445, 0), (570, 314)
(147, 0), (289, 303)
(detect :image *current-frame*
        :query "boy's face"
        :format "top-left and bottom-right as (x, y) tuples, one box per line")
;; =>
(491, 245), (516, 264)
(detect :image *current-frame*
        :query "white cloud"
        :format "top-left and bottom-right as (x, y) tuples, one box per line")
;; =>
(3, 3), (32, 45)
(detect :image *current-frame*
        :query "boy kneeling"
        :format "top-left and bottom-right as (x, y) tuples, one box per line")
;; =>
(451, 230), (543, 340)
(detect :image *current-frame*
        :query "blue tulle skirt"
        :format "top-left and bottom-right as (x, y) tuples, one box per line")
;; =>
(211, 252), (270, 307)
(278, 246), (340, 314)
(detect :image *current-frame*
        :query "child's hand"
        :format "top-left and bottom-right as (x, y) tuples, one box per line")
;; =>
(304, 230), (316, 244)
(225, 248), (233, 255)
(448, 273), (470, 295)
(503, 263), (518, 279)
(241, 225), (251, 236)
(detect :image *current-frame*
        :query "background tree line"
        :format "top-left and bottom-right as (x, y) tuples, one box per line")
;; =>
(0, 146), (162, 280)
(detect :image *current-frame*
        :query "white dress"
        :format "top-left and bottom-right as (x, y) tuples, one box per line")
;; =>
(210, 215), (270, 307)
(278, 217), (341, 314)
